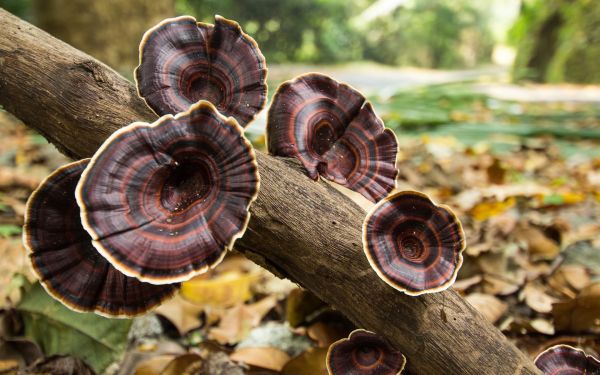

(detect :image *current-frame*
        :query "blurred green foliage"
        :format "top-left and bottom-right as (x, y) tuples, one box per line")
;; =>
(180, 0), (366, 63)
(179, 0), (494, 67)
(362, 0), (494, 68)
(0, 0), (31, 19)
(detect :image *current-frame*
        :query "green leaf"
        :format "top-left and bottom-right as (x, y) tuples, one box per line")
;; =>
(0, 224), (21, 238)
(17, 282), (132, 373)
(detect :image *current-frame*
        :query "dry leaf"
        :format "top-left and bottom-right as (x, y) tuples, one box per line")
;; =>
(465, 293), (508, 324)
(553, 282), (600, 333)
(482, 274), (523, 296)
(548, 265), (591, 298)
(210, 296), (278, 345)
(306, 322), (347, 348)
(469, 197), (516, 221)
(282, 347), (329, 375)
(134, 355), (175, 375)
(530, 318), (555, 335)
(515, 225), (560, 261)
(181, 270), (260, 308)
(230, 347), (290, 371)
(155, 294), (205, 334)
(521, 282), (558, 314)
(453, 275), (483, 292)
(161, 354), (202, 375)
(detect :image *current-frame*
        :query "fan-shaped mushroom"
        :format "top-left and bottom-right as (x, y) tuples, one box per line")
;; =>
(267, 73), (398, 203)
(76, 101), (259, 284)
(326, 329), (406, 375)
(23, 160), (178, 317)
(362, 191), (465, 295)
(135, 15), (267, 127)
(535, 345), (600, 374)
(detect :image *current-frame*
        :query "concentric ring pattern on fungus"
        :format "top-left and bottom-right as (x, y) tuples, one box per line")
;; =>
(135, 15), (267, 127)
(23, 160), (178, 317)
(535, 345), (600, 374)
(326, 329), (406, 375)
(362, 191), (465, 295)
(76, 101), (260, 285)
(267, 73), (398, 203)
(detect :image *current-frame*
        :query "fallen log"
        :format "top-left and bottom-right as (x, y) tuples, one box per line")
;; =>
(0, 9), (540, 374)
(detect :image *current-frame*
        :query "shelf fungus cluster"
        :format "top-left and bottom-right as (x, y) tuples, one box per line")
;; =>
(23, 16), (262, 317)
(264, 74), (466, 296)
(326, 330), (406, 375)
(24, 12), (469, 372)
(535, 345), (600, 374)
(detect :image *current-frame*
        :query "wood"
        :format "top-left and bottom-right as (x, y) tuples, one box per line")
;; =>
(0, 9), (541, 375)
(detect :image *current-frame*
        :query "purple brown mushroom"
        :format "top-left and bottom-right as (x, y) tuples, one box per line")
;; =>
(326, 329), (406, 375)
(362, 191), (465, 296)
(267, 73), (398, 203)
(23, 160), (178, 317)
(535, 345), (600, 374)
(76, 101), (259, 285)
(135, 15), (267, 127)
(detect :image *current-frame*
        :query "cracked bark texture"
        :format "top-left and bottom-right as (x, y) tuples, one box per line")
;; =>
(0, 9), (541, 375)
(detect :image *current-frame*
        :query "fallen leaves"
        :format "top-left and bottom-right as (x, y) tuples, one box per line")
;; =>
(209, 296), (278, 345)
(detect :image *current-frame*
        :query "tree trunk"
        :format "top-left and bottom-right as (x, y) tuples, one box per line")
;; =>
(32, 0), (175, 74)
(512, 0), (600, 83)
(0, 9), (541, 375)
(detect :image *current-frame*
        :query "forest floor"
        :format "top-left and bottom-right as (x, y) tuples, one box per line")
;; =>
(1, 72), (600, 374)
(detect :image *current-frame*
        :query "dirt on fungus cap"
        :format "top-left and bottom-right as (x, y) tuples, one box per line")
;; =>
(135, 15), (267, 127)
(267, 73), (398, 203)
(76, 101), (260, 285)
(326, 329), (406, 375)
(362, 191), (466, 296)
(535, 345), (600, 374)
(23, 160), (178, 318)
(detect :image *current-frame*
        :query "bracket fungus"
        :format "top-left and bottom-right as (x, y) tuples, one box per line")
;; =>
(362, 191), (465, 296)
(326, 329), (406, 375)
(23, 160), (178, 317)
(76, 101), (259, 285)
(267, 73), (398, 203)
(535, 345), (600, 374)
(135, 15), (267, 127)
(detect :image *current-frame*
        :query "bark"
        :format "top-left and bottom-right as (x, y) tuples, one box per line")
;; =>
(0, 9), (541, 375)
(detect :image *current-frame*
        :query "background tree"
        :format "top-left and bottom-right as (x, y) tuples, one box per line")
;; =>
(31, 0), (175, 74)
(511, 0), (600, 83)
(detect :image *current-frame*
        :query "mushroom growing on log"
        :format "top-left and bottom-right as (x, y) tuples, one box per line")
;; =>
(76, 101), (259, 284)
(362, 191), (466, 296)
(534, 345), (600, 374)
(267, 73), (398, 203)
(0, 9), (542, 375)
(23, 160), (178, 317)
(135, 15), (267, 127)
(326, 329), (406, 375)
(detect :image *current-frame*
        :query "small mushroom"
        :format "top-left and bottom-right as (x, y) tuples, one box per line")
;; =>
(535, 345), (600, 374)
(135, 15), (267, 127)
(362, 191), (465, 295)
(326, 329), (406, 375)
(267, 73), (398, 203)
(23, 160), (178, 317)
(76, 101), (259, 284)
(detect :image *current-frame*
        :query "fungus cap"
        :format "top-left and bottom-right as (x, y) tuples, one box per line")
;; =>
(362, 191), (465, 296)
(535, 345), (600, 374)
(267, 73), (398, 203)
(135, 15), (267, 127)
(76, 101), (259, 284)
(326, 329), (406, 375)
(23, 160), (178, 317)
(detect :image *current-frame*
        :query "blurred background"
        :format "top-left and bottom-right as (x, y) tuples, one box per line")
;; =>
(1, 1), (600, 374)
